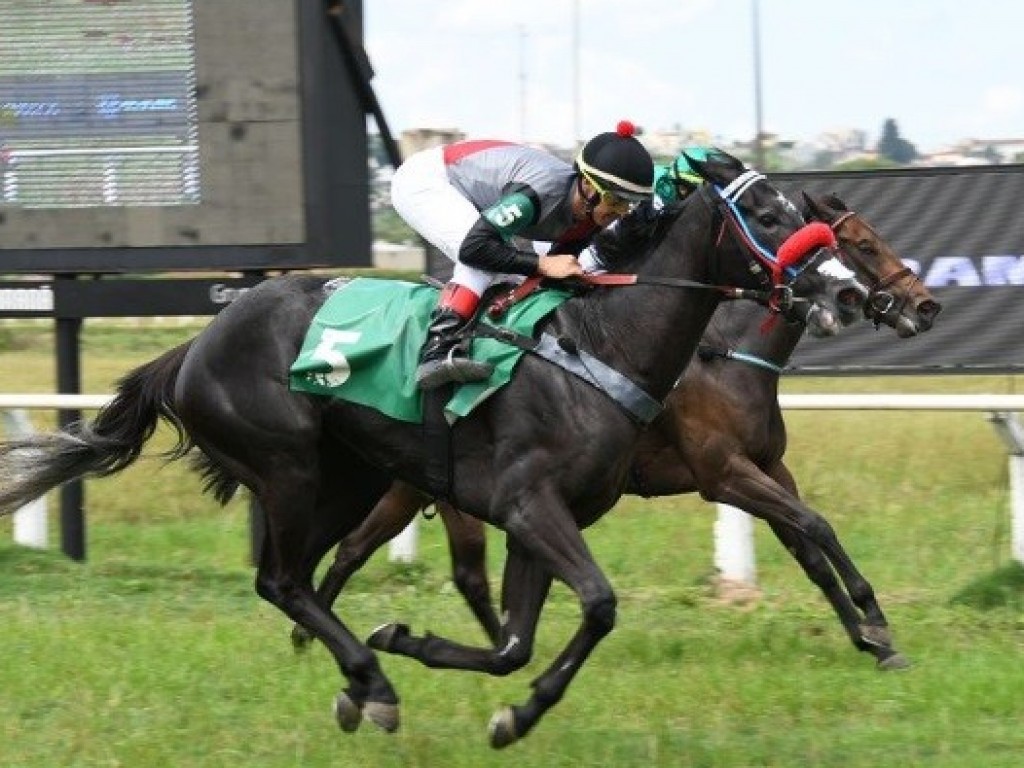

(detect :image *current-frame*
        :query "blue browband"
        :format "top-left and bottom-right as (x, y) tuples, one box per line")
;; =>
(714, 170), (801, 281)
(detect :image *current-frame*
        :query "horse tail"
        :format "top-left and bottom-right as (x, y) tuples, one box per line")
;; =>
(0, 340), (194, 516)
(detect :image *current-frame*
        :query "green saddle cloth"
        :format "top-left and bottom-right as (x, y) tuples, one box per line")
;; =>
(289, 277), (570, 423)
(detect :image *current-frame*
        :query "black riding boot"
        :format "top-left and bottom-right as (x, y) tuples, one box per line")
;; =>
(415, 308), (493, 390)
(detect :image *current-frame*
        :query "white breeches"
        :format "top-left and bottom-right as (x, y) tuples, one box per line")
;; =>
(391, 147), (498, 297)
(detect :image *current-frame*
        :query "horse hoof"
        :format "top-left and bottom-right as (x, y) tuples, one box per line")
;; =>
(333, 691), (362, 733)
(859, 624), (893, 648)
(877, 652), (912, 671)
(367, 622), (409, 652)
(488, 707), (519, 749)
(363, 701), (400, 733)
(290, 624), (314, 652)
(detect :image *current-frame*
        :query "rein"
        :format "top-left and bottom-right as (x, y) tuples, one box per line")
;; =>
(487, 271), (785, 320)
(697, 344), (786, 375)
(488, 177), (823, 321)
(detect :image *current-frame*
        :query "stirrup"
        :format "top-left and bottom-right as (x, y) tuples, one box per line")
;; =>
(416, 349), (493, 390)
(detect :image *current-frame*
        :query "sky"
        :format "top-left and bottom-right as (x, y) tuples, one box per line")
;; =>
(363, 0), (1023, 153)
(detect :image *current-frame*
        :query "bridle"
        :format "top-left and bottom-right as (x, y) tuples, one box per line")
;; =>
(702, 171), (837, 317)
(827, 209), (919, 328)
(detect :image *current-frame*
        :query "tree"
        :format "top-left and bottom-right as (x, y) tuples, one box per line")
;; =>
(833, 157), (900, 171)
(876, 119), (918, 165)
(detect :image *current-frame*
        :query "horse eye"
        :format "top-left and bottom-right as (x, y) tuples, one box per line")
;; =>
(757, 212), (779, 227)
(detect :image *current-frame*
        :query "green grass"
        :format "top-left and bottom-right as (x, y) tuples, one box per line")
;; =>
(1, 322), (1023, 766)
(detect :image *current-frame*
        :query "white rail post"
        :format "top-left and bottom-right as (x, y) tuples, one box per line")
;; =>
(987, 412), (1024, 564)
(388, 519), (419, 563)
(1, 409), (48, 549)
(714, 504), (756, 585)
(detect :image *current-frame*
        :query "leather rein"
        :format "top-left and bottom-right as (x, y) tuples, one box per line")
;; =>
(488, 184), (813, 320)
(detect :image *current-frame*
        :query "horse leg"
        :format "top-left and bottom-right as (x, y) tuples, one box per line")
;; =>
(709, 457), (908, 669)
(766, 461), (908, 669)
(290, 479), (430, 651)
(438, 501), (501, 644)
(368, 534), (550, 672)
(370, 492), (617, 748)
(251, 463), (403, 733)
(370, 539), (560, 747)
(188, 417), (402, 732)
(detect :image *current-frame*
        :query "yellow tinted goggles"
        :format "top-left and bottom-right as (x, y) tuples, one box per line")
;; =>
(582, 171), (634, 214)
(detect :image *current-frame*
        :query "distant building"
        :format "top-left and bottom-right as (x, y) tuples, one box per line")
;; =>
(640, 127), (721, 160)
(399, 128), (465, 158)
(946, 138), (1024, 164)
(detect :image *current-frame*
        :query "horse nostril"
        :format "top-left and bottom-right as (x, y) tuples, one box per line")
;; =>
(916, 300), (942, 330)
(837, 288), (862, 307)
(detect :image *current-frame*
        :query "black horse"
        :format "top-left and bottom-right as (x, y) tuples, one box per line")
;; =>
(292, 193), (940, 670)
(0, 151), (862, 748)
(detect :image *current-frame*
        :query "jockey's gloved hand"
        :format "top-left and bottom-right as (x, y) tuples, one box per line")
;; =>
(632, 199), (660, 224)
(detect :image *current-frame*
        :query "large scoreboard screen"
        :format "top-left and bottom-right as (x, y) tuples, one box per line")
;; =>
(1, 0), (200, 208)
(0, 0), (371, 272)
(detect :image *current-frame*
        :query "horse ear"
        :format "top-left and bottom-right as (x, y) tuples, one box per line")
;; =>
(823, 192), (848, 211)
(801, 191), (825, 221)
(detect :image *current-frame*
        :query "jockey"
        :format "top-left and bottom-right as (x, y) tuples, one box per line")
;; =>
(578, 145), (712, 274)
(390, 121), (655, 390)
(652, 146), (710, 204)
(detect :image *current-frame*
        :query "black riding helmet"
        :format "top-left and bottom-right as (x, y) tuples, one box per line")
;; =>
(575, 120), (655, 203)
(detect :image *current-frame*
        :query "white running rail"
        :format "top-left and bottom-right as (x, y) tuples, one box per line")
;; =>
(4, 394), (1024, 570)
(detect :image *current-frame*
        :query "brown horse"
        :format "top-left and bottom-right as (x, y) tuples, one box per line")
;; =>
(292, 193), (940, 670)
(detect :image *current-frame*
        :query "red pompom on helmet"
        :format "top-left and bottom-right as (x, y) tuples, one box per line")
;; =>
(616, 120), (637, 138)
(576, 120), (653, 202)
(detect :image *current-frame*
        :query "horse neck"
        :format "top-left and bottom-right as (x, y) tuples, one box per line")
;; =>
(702, 297), (806, 374)
(568, 203), (727, 401)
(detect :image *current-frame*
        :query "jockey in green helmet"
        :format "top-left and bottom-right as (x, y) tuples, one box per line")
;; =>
(652, 146), (712, 204)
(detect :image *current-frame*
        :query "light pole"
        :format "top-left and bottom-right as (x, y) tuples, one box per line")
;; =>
(518, 25), (528, 142)
(572, 0), (581, 149)
(751, 0), (766, 169)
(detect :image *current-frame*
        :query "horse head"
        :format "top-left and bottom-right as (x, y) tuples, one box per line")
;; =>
(802, 191), (942, 337)
(680, 149), (867, 336)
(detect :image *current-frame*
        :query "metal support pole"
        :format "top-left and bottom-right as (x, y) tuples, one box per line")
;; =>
(714, 503), (757, 585)
(2, 409), (48, 548)
(55, 288), (85, 561)
(751, 0), (766, 169)
(388, 519), (419, 563)
(249, 496), (266, 566)
(987, 411), (1024, 564)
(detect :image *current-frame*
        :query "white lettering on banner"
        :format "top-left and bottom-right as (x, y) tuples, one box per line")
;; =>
(209, 284), (251, 304)
(982, 256), (1024, 285)
(907, 255), (1024, 287)
(0, 286), (53, 312)
(924, 257), (981, 287)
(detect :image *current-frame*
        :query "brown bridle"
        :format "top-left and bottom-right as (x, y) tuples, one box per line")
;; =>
(828, 209), (919, 326)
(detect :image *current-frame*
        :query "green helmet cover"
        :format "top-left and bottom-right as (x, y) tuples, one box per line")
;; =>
(654, 146), (712, 203)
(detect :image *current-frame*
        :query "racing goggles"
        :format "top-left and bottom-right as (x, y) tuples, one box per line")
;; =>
(581, 170), (636, 214)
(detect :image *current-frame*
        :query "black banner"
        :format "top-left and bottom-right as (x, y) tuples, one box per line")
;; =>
(773, 165), (1024, 374)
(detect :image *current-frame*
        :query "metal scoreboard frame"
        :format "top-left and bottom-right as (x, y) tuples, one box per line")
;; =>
(0, 1), (403, 562)
(0, 0), (386, 274)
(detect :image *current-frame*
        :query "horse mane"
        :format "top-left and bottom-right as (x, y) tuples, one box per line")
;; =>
(592, 198), (691, 271)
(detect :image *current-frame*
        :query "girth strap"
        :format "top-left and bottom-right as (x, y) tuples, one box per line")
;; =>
(472, 324), (663, 425)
